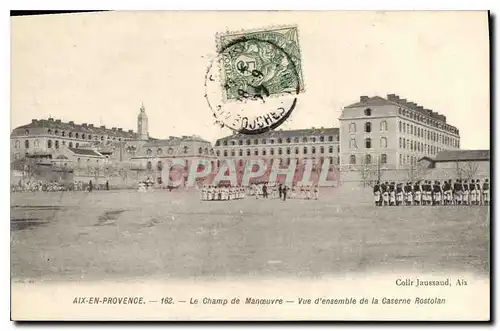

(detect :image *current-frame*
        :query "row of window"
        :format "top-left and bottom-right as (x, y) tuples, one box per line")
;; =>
(144, 147), (213, 156)
(348, 121), (388, 133)
(399, 121), (459, 147)
(398, 107), (458, 134)
(29, 129), (129, 142)
(399, 138), (443, 155)
(399, 154), (420, 166)
(216, 145), (338, 157)
(216, 135), (338, 146)
(348, 154), (388, 165)
(348, 137), (387, 149)
(144, 157), (340, 171)
(14, 139), (82, 149)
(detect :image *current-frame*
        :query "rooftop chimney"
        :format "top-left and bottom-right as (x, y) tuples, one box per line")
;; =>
(112, 127), (117, 131)
(118, 128), (123, 132)
(360, 96), (369, 102)
(69, 121), (75, 125)
(128, 129), (133, 133)
(89, 124), (94, 128)
(407, 102), (417, 108)
(387, 94), (399, 101)
(48, 117), (54, 122)
(100, 125), (106, 129)
(82, 123), (87, 127)
(31, 119), (37, 124)
(55, 119), (61, 123)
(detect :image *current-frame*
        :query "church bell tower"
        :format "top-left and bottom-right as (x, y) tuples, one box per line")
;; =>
(137, 102), (149, 140)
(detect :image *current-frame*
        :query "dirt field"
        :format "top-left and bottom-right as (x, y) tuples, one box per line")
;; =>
(10, 188), (490, 281)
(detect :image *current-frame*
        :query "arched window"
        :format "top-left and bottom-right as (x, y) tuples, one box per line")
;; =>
(231, 150), (235, 157)
(410, 141), (414, 151)
(303, 137), (308, 143)
(349, 123), (356, 133)
(157, 148), (163, 155)
(364, 108), (372, 116)
(295, 147), (299, 154)
(320, 146), (324, 154)
(198, 147), (203, 154)
(54, 130), (59, 135)
(230, 140), (235, 146)
(380, 121), (388, 132)
(381, 154), (387, 164)
(294, 137), (299, 143)
(365, 138), (372, 149)
(303, 146), (308, 154)
(399, 121), (402, 132)
(364, 154), (372, 164)
(246, 139), (251, 145)
(328, 146), (333, 153)
(239, 149), (243, 157)
(364, 122), (371, 133)
(147, 161), (152, 171)
(76, 143), (79, 148)
(380, 137), (387, 148)
(349, 155), (356, 164)
(69, 142), (73, 148)
(311, 146), (316, 154)
(262, 139), (266, 144)
(311, 137), (316, 143)
(183, 146), (189, 153)
(399, 137), (402, 148)
(320, 136), (325, 142)
(254, 149), (258, 156)
(223, 140), (228, 146)
(270, 148), (274, 156)
(68, 132), (73, 138)
(399, 154), (403, 165)
(262, 149), (267, 156)
(82, 134), (85, 140)
(24, 140), (29, 149)
(147, 149), (152, 156)
(286, 147), (291, 155)
(15, 140), (20, 148)
(349, 138), (357, 149)
(157, 161), (163, 171)
(34, 139), (39, 148)
(204, 148), (208, 154)
(216, 150), (220, 157)
(238, 140), (243, 145)
(253, 139), (258, 144)
(286, 138), (291, 143)
(278, 138), (283, 144)
(223, 150), (228, 157)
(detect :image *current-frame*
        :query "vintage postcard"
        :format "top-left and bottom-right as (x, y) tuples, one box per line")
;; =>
(10, 11), (490, 321)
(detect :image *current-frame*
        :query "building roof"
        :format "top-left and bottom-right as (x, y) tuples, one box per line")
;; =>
(344, 93), (450, 124)
(13, 118), (139, 139)
(216, 127), (339, 142)
(67, 147), (103, 157)
(433, 150), (490, 162)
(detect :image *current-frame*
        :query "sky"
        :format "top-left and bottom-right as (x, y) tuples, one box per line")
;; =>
(11, 11), (490, 149)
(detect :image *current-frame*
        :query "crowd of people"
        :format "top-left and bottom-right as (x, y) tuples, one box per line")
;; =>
(11, 179), (110, 193)
(200, 185), (246, 201)
(373, 178), (490, 206)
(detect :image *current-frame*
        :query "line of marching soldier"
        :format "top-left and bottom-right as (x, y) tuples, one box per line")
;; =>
(373, 178), (490, 206)
(200, 185), (245, 201)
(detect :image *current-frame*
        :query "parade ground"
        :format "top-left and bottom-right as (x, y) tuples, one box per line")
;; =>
(10, 189), (490, 282)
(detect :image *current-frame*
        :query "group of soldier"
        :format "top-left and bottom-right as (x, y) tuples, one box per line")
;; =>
(373, 178), (490, 206)
(199, 182), (321, 201)
(200, 185), (246, 201)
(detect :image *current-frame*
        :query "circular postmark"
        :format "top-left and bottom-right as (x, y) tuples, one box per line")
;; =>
(205, 36), (301, 135)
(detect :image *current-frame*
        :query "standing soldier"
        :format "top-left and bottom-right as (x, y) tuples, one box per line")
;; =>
(389, 182), (396, 206)
(474, 179), (481, 205)
(373, 181), (381, 207)
(482, 179), (490, 206)
(278, 184), (283, 200)
(282, 185), (288, 201)
(381, 181), (389, 206)
(462, 180), (469, 205)
(396, 182), (403, 206)
(470, 179), (477, 205)
(414, 181), (422, 206)
(432, 180), (441, 206)
(454, 179), (462, 205)
(313, 184), (319, 200)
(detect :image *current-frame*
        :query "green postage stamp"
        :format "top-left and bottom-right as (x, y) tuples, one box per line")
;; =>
(216, 26), (305, 101)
